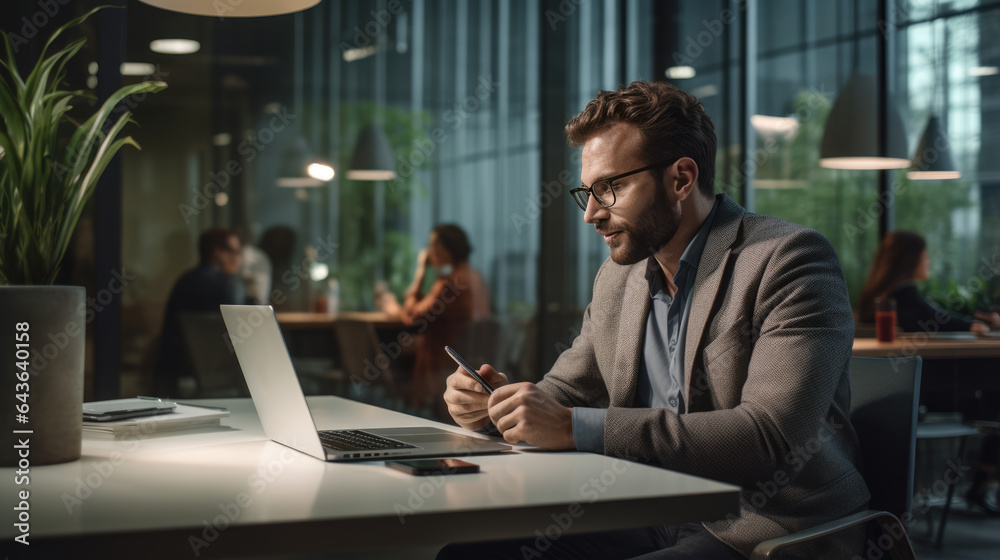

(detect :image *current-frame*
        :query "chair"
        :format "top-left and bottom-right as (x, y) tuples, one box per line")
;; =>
(912, 415), (980, 548)
(751, 356), (921, 560)
(333, 318), (401, 406)
(177, 312), (250, 398)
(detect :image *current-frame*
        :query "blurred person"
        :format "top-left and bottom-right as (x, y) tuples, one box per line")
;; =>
(258, 226), (299, 311)
(154, 228), (245, 396)
(439, 81), (867, 559)
(239, 233), (272, 305)
(860, 231), (1000, 514)
(857, 231), (999, 333)
(380, 224), (490, 414)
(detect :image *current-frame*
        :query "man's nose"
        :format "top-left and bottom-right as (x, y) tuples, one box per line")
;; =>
(583, 194), (609, 224)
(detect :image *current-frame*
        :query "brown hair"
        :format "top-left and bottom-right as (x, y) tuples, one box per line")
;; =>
(198, 227), (239, 264)
(565, 80), (717, 199)
(433, 224), (471, 264)
(857, 231), (927, 322)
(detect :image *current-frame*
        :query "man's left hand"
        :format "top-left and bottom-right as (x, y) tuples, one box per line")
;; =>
(487, 383), (575, 450)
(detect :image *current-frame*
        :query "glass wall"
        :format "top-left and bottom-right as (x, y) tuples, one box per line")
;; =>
(894, 3), (1000, 314)
(6, 0), (997, 399)
(750, 0), (883, 307)
(115, 0), (655, 397)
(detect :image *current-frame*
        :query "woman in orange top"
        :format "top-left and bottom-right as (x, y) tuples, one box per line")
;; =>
(382, 225), (490, 416)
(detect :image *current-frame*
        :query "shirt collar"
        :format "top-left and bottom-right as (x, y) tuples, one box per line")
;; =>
(645, 198), (720, 297)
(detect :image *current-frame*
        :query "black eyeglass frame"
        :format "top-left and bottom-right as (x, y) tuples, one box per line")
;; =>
(569, 159), (678, 211)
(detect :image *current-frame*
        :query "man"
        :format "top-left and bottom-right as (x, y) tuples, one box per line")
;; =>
(154, 227), (245, 396)
(441, 81), (868, 559)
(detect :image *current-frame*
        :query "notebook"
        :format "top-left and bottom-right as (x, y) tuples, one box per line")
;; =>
(220, 305), (510, 461)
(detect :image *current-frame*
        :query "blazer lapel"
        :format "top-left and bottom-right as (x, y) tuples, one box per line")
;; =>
(683, 195), (745, 406)
(610, 263), (650, 407)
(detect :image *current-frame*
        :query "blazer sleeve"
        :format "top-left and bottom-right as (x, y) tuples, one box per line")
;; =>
(602, 229), (855, 488)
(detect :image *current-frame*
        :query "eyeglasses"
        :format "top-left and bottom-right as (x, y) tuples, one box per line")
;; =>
(569, 160), (676, 211)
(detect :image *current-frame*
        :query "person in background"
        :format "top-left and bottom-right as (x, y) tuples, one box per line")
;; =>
(860, 230), (1000, 514)
(380, 224), (490, 414)
(857, 230), (999, 333)
(239, 232), (272, 305)
(154, 227), (245, 396)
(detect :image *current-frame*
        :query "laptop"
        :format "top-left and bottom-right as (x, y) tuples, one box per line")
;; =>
(220, 304), (511, 461)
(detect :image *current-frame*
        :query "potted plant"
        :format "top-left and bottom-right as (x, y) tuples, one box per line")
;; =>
(0, 7), (166, 465)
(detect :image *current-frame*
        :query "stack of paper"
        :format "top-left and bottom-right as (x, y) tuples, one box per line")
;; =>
(82, 403), (230, 439)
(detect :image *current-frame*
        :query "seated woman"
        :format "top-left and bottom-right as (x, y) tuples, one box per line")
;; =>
(857, 230), (998, 333)
(380, 224), (491, 415)
(860, 230), (1000, 514)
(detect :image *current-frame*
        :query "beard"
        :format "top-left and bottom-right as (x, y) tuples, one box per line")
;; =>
(601, 182), (681, 265)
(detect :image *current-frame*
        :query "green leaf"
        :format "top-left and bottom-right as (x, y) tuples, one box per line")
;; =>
(0, 5), (164, 285)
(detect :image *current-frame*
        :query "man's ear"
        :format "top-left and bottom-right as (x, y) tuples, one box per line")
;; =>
(672, 157), (700, 202)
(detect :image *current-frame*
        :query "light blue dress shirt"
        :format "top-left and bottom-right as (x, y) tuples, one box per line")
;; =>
(573, 200), (719, 453)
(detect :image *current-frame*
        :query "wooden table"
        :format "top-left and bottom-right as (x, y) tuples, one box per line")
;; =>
(276, 311), (404, 330)
(851, 336), (1000, 359)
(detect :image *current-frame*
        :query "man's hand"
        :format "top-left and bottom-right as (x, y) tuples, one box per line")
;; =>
(974, 311), (1000, 329)
(488, 383), (575, 450)
(444, 364), (509, 430)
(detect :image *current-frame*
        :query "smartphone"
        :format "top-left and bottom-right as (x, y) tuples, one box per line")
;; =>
(445, 346), (494, 394)
(386, 458), (480, 476)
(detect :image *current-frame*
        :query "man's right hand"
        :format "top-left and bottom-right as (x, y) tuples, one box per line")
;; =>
(444, 364), (509, 430)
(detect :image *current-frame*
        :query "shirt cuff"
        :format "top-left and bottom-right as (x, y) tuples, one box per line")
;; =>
(572, 407), (607, 454)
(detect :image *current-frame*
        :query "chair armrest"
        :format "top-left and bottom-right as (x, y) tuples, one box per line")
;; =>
(750, 510), (915, 560)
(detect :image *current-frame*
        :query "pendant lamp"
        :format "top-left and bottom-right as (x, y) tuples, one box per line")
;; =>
(348, 124), (397, 181)
(819, 73), (910, 170)
(908, 116), (961, 180)
(139, 0), (319, 17)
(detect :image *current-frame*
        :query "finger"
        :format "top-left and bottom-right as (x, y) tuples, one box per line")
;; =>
(477, 364), (509, 388)
(492, 403), (525, 434)
(444, 384), (488, 410)
(488, 385), (531, 425)
(447, 368), (489, 394)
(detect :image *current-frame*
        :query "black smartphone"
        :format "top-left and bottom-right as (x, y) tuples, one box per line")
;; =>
(385, 458), (480, 476)
(445, 346), (494, 394)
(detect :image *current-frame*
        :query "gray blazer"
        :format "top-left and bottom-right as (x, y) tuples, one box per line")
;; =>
(537, 194), (870, 557)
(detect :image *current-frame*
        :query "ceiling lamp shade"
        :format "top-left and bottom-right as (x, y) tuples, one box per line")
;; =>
(819, 73), (910, 170)
(139, 0), (319, 17)
(348, 124), (397, 181)
(277, 136), (333, 188)
(908, 116), (961, 180)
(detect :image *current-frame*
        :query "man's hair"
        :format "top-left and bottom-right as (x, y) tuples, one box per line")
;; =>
(433, 224), (471, 264)
(198, 227), (238, 264)
(565, 80), (717, 199)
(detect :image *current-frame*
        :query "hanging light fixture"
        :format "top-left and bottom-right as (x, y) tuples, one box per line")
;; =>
(908, 116), (961, 180)
(277, 136), (334, 188)
(347, 124), (396, 181)
(138, 0), (319, 17)
(819, 73), (910, 170)
(907, 24), (961, 181)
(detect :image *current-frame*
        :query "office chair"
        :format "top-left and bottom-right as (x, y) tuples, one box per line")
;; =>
(177, 312), (250, 398)
(750, 356), (921, 560)
(333, 318), (401, 406)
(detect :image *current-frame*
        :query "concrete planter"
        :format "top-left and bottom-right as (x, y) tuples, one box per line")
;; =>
(0, 286), (85, 465)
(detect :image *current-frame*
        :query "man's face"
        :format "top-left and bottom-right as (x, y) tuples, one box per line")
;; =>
(580, 123), (681, 265)
(216, 235), (243, 275)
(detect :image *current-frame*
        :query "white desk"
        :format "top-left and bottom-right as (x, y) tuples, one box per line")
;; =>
(2, 397), (739, 558)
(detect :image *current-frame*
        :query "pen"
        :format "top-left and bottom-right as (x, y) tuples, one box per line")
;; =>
(136, 395), (230, 412)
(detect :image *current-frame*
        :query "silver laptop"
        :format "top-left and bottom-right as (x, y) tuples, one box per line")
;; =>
(220, 304), (510, 461)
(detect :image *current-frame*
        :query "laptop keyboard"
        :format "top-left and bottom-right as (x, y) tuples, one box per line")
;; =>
(318, 430), (417, 452)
